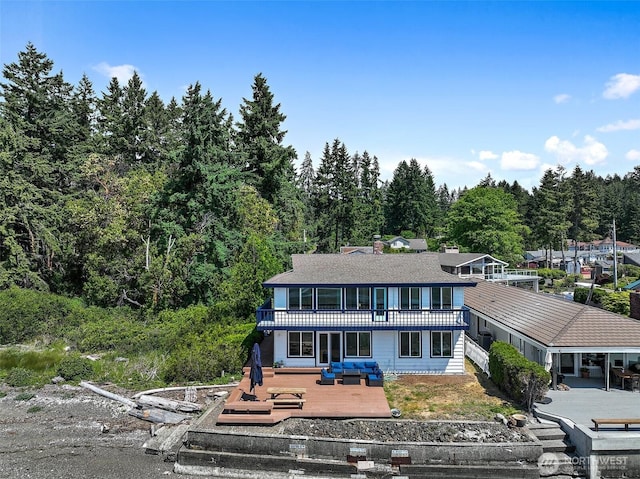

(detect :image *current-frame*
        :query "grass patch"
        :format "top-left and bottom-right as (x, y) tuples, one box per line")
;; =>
(27, 405), (43, 413)
(384, 359), (521, 420)
(0, 391), (7, 398)
(14, 392), (36, 401)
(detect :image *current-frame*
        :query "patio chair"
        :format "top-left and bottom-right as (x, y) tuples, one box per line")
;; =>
(320, 368), (335, 385)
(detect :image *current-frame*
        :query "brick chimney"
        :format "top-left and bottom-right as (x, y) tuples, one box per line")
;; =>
(373, 235), (383, 255)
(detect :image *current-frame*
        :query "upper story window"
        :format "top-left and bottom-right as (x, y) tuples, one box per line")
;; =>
(431, 287), (453, 309)
(345, 287), (371, 310)
(400, 287), (421, 310)
(288, 287), (313, 310)
(317, 288), (341, 310)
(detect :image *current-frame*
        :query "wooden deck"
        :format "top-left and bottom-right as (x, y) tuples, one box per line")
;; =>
(214, 367), (392, 425)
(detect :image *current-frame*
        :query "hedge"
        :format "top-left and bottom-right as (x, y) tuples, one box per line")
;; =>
(489, 341), (550, 411)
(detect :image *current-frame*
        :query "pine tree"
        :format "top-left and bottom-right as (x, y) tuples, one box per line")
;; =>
(237, 73), (296, 203)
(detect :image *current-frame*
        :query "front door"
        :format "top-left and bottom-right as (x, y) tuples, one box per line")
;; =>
(318, 332), (341, 365)
(373, 287), (387, 322)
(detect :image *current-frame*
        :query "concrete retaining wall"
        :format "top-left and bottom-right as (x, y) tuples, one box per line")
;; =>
(184, 426), (542, 465)
(536, 409), (640, 478)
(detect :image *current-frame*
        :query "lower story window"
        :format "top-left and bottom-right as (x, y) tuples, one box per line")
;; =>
(399, 331), (421, 357)
(288, 331), (314, 357)
(345, 332), (371, 357)
(431, 331), (453, 357)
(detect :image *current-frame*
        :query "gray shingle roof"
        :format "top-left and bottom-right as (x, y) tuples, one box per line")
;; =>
(465, 280), (640, 348)
(434, 253), (508, 268)
(264, 254), (475, 287)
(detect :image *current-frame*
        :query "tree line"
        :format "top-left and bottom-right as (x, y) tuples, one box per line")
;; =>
(2, 43), (639, 315)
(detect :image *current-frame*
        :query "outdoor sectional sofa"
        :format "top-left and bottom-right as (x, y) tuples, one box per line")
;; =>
(330, 361), (379, 378)
(327, 361), (384, 386)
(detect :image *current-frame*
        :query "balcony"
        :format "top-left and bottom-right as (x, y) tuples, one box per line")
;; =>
(255, 306), (470, 332)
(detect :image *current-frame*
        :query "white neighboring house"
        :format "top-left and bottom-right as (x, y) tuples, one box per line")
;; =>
(257, 254), (476, 374)
(465, 279), (640, 390)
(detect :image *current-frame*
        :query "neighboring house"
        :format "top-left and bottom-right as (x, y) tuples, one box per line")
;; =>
(385, 236), (428, 253)
(434, 252), (540, 292)
(256, 254), (475, 374)
(465, 280), (640, 390)
(568, 238), (638, 254)
(623, 252), (640, 268)
(339, 246), (373, 255)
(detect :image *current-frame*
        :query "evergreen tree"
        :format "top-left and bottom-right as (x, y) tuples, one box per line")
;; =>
(530, 167), (571, 266)
(237, 73), (296, 204)
(0, 43), (77, 290)
(567, 165), (600, 267)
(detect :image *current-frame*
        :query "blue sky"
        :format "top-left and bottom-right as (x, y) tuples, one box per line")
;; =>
(1, 1), (639, 190)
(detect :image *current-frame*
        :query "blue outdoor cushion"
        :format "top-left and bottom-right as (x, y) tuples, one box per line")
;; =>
(322, 368), (336, 379)
(353, 362), (365, 370)
(330, 362), (343, 373)
(343, 362), (356, 370)
(364, 361), (378, 369)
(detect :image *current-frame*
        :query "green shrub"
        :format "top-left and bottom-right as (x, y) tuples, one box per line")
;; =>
(489, 341), (550, 412)
(27, 405), (43, 413)
(57, 356), (94, 381)
(5, 367), (37, 387)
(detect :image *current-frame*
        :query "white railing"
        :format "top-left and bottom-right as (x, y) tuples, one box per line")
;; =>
(465, 336), (490, 377)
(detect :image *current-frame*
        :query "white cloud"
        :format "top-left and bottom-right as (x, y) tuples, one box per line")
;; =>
(544, 135), (608, 166)
(467, 161), (489, 172)
(554, 93), (571, 104)
(500, 150), (540, 171)
(603, 73), (640, 99)
(596, 119), (640, 133)
(478, 150), (498, 161)
(93, 62), (140, 84)
(626, 149), (640, 162)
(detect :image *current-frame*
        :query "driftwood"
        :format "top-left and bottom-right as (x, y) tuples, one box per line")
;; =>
(136, 394), (201, 413)
(80, 381), (137, 408)
(128, 407), (190, 424)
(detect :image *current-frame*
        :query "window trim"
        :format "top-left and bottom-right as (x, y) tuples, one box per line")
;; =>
(400, 287), (421, 310)
(344, 331), (372, 357)
(288, 287), (313, 310)
(316, 287), (342, 310)
(431, 331), (453, 358)
(399, 331), (422, 358)
(288, 331), (315, 358)
(345, 287), (371, 310)
(431, 287), (453, 310)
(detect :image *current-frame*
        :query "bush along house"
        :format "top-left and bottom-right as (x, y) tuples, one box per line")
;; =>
(257, 254), (476, 374)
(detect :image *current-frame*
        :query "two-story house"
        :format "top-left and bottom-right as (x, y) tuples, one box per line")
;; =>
(256, 254), (475, 374)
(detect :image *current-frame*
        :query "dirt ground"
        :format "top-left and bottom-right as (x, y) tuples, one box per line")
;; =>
(0, 383), (202, 479)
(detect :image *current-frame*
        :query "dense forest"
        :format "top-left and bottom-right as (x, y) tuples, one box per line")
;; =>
(2, 43), (640, 315)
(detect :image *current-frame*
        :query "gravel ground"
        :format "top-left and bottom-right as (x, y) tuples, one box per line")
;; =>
(0, 382), (531, 479)
(0, 383), (201, 479)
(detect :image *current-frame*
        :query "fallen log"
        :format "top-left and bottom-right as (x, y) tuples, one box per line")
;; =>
(128, 407), (191, 424)
(137, 394), (201, 413)
(80, 381), (137, 408)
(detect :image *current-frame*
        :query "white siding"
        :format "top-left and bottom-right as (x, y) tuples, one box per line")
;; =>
(274, 288), (287, 309)
(272, 330), (316, 368)
(372, 330), (465, 374)
(388, 287), (398, 309)
(453, 287), (464, 308)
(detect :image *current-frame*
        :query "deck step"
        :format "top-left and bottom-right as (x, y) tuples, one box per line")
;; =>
(215, 414), (280, 425)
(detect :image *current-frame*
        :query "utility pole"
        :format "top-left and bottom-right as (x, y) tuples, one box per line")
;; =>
(612, 218), (618, 290)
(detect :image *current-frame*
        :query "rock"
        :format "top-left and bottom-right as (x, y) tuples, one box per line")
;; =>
(51, 376), (66, 384)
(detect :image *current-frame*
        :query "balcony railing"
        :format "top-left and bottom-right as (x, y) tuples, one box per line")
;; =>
(255, 306), (470, 331)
